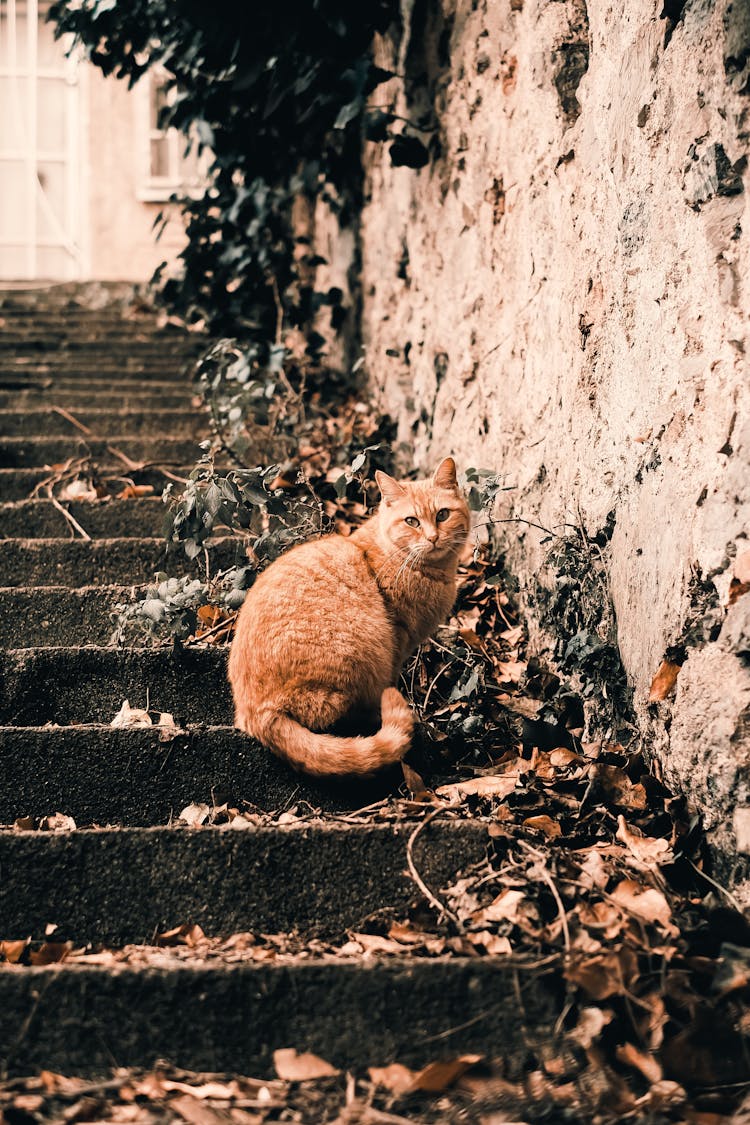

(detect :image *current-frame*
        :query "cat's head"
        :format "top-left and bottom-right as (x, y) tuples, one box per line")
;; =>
(374, 457), (470, 563)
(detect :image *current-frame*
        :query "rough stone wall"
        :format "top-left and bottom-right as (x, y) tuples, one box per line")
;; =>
(360, 0), (750, 882)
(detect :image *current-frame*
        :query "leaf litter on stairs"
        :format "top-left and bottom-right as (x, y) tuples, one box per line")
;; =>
(3, 722), (750, 1116)
(4, 348), (750, 1120)
(4, 549), (750, 1114)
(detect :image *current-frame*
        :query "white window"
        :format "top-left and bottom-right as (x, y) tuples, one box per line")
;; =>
(0, 0), (83, 279)
(136, 70), (206, 202)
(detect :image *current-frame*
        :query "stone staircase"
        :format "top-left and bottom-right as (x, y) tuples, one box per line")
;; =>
(0, 286), (554, 1079)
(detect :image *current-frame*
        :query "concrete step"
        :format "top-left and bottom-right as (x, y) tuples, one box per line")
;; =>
(0, 360), (199, 380)
(0, 388), (195, 411)
(0, 536), (244, 586)
(0, 375), (190, 393)
(0, 498), (169, 537)
(0, 374), (195, 394)
(1, 646), (229, 725)
(0, 318), (197, 338)
(0, 408), (202, 438)
(0, 282), (145, 305)
(0, 321), (200, 335)
(0, 322), (200, 336)
(0, 958), (551, 1078)
(0, 822), (488, 943)
(0, 466), (199, 501)
(0, 338), (203, 356)
(0, 586), (139, 647)
(0, 725), (397, 824)
(0, 435), (203, 467)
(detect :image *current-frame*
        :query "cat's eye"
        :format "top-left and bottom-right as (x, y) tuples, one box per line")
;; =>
(404, 516), (420, 528)
(435, 508), (450, 523)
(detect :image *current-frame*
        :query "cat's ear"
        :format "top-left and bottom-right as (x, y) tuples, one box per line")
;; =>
(375, 470), (406, 505)
(433, 457), (458, 490)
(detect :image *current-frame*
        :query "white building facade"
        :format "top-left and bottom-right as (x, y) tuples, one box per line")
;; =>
(0, 0), (189, 282)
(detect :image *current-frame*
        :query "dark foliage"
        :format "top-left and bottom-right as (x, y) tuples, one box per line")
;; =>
(48, 0), (431, 344)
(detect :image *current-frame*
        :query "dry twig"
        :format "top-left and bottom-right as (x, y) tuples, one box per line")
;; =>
(405, 807), (463, 931)
(45, 489), (91, 540)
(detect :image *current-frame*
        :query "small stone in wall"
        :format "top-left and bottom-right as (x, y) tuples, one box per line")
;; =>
(683, 140), (745, 210)
(725, 0), (750, 94)
(619, 199), (648, 257)
(734, 807), (750, 853)
(721, 597), (750, 658)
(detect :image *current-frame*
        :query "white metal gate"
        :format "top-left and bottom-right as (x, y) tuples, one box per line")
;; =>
(0, 0), (82, 279)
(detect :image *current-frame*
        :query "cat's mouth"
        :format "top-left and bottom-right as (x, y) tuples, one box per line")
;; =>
(419, 541), (449, 560)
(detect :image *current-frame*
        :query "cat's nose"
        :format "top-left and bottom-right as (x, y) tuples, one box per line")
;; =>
(424, 528), (438, 543)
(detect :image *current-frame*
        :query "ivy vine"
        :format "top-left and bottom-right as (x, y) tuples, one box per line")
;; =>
(50, 0), (433, 346)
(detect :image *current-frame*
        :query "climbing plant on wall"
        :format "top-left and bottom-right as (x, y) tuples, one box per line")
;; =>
(50, 0), (432, 348)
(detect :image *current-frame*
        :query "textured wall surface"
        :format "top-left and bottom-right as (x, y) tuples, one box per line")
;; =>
(85, 68), (186, 281)
(360, 0), (750, 881)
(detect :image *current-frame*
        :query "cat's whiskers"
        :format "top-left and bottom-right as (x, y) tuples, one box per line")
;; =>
(392, 544), (423, 585)
(373, 545), (408, 583)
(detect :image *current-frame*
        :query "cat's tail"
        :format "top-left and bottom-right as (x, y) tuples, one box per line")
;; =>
(254, 688), (414, 778)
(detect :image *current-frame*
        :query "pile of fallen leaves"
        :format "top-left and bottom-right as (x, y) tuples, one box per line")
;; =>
(400, 551), (538, 770)
(5, 731), (750, 1117)
(0, 1055), (594, 1125)
(9, 387), (750, 1117)
(356, 743), (750, 1116)
(2, 1033), (750, 1124)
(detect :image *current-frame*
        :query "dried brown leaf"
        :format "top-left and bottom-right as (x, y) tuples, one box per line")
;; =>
(157, 924), (206, 948)
(570, 1006), (614, 1048)
(476, 888), (526, 925)
(565, 948), (638, 1000)
(40, 1072), (85, 1095)
(39, 811), (76, 832)
(466, 931), (513, 955)
(179, 803), (211, 827)
(729, 577), (750, 605)
(549, 747), (582, 767)
(170, 1094), (230, 1125)
(273, 1048), (338, 1081)
(458, 626), (485, 651)
(0, 938), (29, 963)
(412, 1055), (482, 1092)
(648, 660), (681, 702)
(13, 815), (35, 830)
(610, 878), (674, 929)
(110, 700), (152, 729)
(367, 1063), (417, 1096)
(638, 1080), (687, 1111)
(162, 1081), (238, 1100)
(118, 484), (154, 499)
(436, 775), (517, 803)
(401, 761), (432, 800)
(12, 1095), (45, 1113)
(62, 1095), (108, 1122)
(577, 847), (609, 890)
(616, 816), (674, 868)
(59, 479), (98, 502)
(387, 920), (429, 945)
(578, 900), (624, 941)
(349, 932), (404, 955)
(29, 941), (73, 965)
(616, 1041), (662, 1084)
(522, 814), (562, 839)
(494, 659), (526, 684)
(592, 764), (648, 811)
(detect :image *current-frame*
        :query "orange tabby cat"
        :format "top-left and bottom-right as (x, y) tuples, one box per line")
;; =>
(228, 457), (470, 776)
